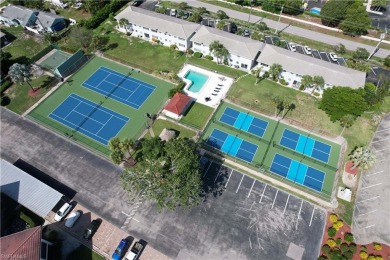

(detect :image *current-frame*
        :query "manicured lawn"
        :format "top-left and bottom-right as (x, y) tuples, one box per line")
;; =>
(4, 76), (58, 115)
(150, 119), (196, 139)
(187, 57), (247, 79)
(1, 27), (50, 63)
(55, 8), (91, 21)
(227, 76), (376, 154)
(66, 245), (104, 260)
(180, 102), (214, 129)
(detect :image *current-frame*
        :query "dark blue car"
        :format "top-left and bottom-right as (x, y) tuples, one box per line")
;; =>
(112, 239), (130, 260)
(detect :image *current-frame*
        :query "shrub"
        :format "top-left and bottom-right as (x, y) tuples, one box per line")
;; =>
(329, 248), (343, 260)
(359, 251), (368, 259)
(193, 52), (203, 58)
(279, 78), (286, 85)
(360, 246), (367, 252)
(336, 238), (342, 245)
(348, 243), (356, 253)
(318, 255), (328, 260)
(327, 239), (337, 248)
(329, 214), (338, 223)
(205, 55), (213, 60)
(373, 243), (382, 251)
(168, 87), (183, 98)
(322, 244), (331, 254)
(368, 256), (376, 260)
(327, 227), (337, 237)
(299, 85), (305, 91)
(84, 1), (127, 29)
(262, 71), (270, 79)
(374, 256), (383, 260)
(343, 251), (353, 259)
(333, 220), (344, 231)
(340, 243), (349, 252)
(384, 55), (390, 67)
(187, 49), (194, 55)
(0, 79), (13, 94)
(344, 233), (354, 243)
(313, 92), (320, 97)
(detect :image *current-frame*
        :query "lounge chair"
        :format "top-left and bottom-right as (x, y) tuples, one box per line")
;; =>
(217, 84), (223, 87)
(212, 93), (218, 96)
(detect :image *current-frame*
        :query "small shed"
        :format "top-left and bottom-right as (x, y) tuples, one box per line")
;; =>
(163, 93), (192, 120)
(159, 128), (176, 141)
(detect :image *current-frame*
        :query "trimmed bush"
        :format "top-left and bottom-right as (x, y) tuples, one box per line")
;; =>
(344, 233), (354, 243)
(373, 243), (382, 251)
(343, 251), (353, 259)
(360, 246), (367, 252)
(329, 248), (343, 260)
(193, 52), (203, 58)
(348, 243), (356, 253)
(368, 255), (376, 260)
(279, 78), (286, 85)
(299, 84), (305, 91)
(327, 239), (337, 248)
(262, 71), (269, 79)
(333, 220), (344, 231)
(336, 238), (342, 245)
(205, 55), (213, 60)
(187, 49), (194, 55)
(329, 214), (338, 223)
(327, 227), (337, 237)
(318, 255), (328, 260)
(359, 251), (368, 259)
(340, 243), (349, 252)
(322, 244), (331, 254)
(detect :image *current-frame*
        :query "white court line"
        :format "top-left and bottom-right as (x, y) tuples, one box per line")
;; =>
(132, 218), (140, 223)
(259, 184), (267, 203)
(214, 166), (223, 183)
(365, 170), (383, 177)
(121, 211), (130, 216)
(236, 174), (244, 193)
(247, 179), (255, 198)
(271, 190), (278, 209)
(295, 200), (303, 230)
(224, 169), (233, 188)
(361, 183), (382, 190)
(309, 206), (315, 227)
(357, 209), (377, 217)
(203, 162), (212, 177)
(371, 137), (389, 143)
(283, 194), (290, 215)
(377, 127), (389, 132)
(356, 196), (380, 204)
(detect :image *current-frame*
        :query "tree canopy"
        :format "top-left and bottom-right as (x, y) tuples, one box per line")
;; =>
(217, 10), (229, 20)
(320, 0), (354, 27)
(9, 63), (35, 91)
(121, 137), (203, 210)
(384, 55), (390, 67)
(340, 1), (371, 36)
(68, 26), (93, 50)
(353, 48), (370, 60)
(269, 64), (283, 81)
(209, 40), (229, 64)
(319, 87), (368, 121)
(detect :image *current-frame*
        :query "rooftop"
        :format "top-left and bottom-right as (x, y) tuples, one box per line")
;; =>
(0, 226), (41, 260)
(0, 5), (37, 26)
(164, 93), (192, 115)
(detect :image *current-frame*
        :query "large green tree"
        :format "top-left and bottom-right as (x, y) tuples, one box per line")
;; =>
(121, 138), (203, 210)
(340, 2), (371, 36)
(319, 87), (368, 121)
(283, 0), (304, 15)
(349, 146), (375, 170)
(301, 75), (313, 90)
(92, 35), (109, 51)
(108, 137), (136, 164)
(320, 0), (354, 27)
(68, 26), (93, 50)
(209, 40), (229, 64)
(339, 114), (355, 135)
(0, 50), (12, 73)
(312, 76), (325, 93)
(216, 10), (229, 20)
(8, 63), (35, 91)
(83, 0), (108, 14)
(353, 48), (370, 60)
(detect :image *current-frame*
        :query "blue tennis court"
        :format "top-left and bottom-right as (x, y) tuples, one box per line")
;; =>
(49, 94), (129, 145)
(206, 128), (258, 163)
(83, 67), (156, 109)
(279, 129), (331, 163)
(219, 107), (268, 138)
(270, 153), (325, 192)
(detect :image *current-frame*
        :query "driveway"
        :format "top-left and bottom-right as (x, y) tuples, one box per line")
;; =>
(352, 113), (390, 245)
(168, 0), (390, 58)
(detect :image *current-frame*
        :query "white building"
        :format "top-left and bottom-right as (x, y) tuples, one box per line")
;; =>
(257, 44), (366, 89)
(190, 26), (265, 72)
(114, 6), (200, 51)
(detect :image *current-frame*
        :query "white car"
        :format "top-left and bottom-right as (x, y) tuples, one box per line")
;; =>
(54, 202), (72, 222)
(329, 52), (338, 62)
(288, 42), (296, 52)
(65, 211), (81, 228)
(303, 46), (312, 55)
(170, 9), (177, 16)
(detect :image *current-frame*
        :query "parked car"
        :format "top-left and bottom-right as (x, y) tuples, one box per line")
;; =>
(132, 0), (143, 6)
(329, 52), (338, 62)
(303, 46), (312, 55)
(112, 239), (130, 260)
(182, 11), (189, 19)
(170, 9), (177, 16)
(288, 42), (296, 52)
(83, 219), (101, 240)
(125, 241), (144, 260)
(54, 202), (72, 222)
(243, 29), (250, 37)
(64, 210), (82, 228)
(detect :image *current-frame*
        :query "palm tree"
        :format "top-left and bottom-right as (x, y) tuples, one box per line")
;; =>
(9, 63), (35, 91)
(219, 46), (229, 64)
(339, 114), (355, 136)
(349, 146), (375, 171)
(312, 76), (325, 93)
(216, 20), (225, 30)
(301, 75), (313, 90)
(170, 44), (178, 59)
(209, 40), (229, 64)
(282, 103), (296, 118)
(271, 95), (284, 117)
(269, 64), (283, 81)
(119, 18), (129, 32)
(120, 138), (135, 157)
(252, 66), (262, 84)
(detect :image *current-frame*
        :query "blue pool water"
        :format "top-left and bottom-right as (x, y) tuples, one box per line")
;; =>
(185, 70), (209, 93)
(310, 8), (321, 15)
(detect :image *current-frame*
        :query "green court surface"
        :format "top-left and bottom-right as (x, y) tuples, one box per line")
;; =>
(202, 101), (341, 200)
(29, 56), (174, 156)
(39, 50), (71, 71)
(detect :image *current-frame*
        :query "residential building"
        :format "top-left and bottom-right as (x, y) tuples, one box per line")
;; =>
(0, 5), (38, 27)
(114, 6), (200, 51)
(36, 12), (68, 33)
(257, 44), (366, 89)
(163, 93), (192, 120)
(190, 26), (265, 72)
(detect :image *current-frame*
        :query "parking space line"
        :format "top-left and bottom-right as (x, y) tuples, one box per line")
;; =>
(283, 194), (290, 214)
(357, 209), (377, 217)
(121, 211), (130, 217)
(377, 128), (389, 132)
(361, 183), (382, 190)
(295, 200), (303, 230)
(203, 161), (212, 177)
(271, 190), (278, 209)
(309, 206), (315, 227)
(365, 170), (383, 177)
(247, 179), (256, 198)
(365, 224), (376, 229)
(356, 196), (380, 204)
(224, 169), (233, 188)
(236, 174), (244, 193)
(214, 166), (223, 183)
(259, 184), (267, 203)
(371, 137), (389, 143)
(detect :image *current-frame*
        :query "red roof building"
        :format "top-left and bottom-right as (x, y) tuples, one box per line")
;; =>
(164, 93), (192, 116)
(0, 226), (42, 260)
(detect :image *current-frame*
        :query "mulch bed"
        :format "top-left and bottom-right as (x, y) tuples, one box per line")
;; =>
(28, 88), (40, 97)
(344, 161), (359, 176)
(320, 212), (390, 259)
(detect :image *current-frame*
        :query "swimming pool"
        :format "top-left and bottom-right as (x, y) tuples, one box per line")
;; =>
(185, 70), (209, 93)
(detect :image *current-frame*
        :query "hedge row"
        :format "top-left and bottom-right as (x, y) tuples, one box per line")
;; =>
(82, 0), (127, 29)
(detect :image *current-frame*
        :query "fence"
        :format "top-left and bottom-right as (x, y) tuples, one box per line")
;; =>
(102, 53), (154, 74)
(30, 44), (54, 64)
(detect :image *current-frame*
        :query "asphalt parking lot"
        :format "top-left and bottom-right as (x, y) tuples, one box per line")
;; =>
(352, 114), (390, 245)
(125, 158), (326, 260)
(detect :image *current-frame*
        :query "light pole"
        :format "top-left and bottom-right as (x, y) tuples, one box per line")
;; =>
(275, 6), (284, 34)
(367, 33), (386, 61)
(247, 0), (254, 23)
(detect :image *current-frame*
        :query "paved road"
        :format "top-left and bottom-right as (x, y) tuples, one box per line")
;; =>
(170, 0), (390, 58)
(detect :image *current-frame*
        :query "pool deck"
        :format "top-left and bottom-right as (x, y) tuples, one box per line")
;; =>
(178, 64), (233, 108)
